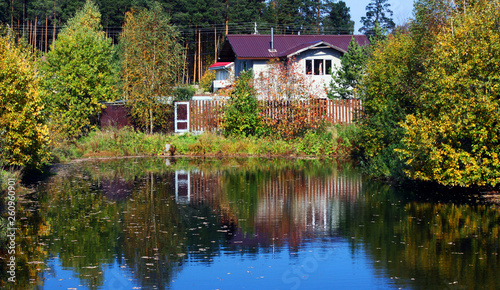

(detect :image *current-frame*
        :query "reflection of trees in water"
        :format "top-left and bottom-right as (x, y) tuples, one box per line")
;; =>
(120, 172), (185, 289)
(30, 166), (189, 289)
(38, 170), (123, 289)
(341, 182), (500, 290)
(20, 157), (499, 290)
(0, 190), (49, 289)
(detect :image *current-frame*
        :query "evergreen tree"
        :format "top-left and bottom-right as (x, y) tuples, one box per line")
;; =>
(225, 0), (265, 33)
(328, 37), (368, 99)
(324, 0), (354, 34)
(359, 0), (395, 36)
(263, 0), (302, 33)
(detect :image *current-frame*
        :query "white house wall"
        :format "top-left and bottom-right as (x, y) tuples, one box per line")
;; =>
(251, 60), (269, 77)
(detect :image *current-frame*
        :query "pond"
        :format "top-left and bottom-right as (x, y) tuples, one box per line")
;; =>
(2, 157), (500, 289)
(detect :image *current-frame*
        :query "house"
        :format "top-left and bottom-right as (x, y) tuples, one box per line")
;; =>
(209, 32), (369, 98)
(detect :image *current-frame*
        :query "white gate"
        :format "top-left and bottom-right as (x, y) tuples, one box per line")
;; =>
(174, 102), (189, 133)
(175, 170), (190, 204)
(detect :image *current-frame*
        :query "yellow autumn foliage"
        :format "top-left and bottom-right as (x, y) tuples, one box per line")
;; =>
(0, 28), (50, 169)
(398, 0), (500, 187)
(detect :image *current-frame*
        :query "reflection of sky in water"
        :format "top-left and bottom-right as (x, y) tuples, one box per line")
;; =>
(23, 158), (500, 290)
(43, 240), (396, 289)
(43, 258), (138, 289)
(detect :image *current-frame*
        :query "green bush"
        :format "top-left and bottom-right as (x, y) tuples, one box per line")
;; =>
(221, 70), (262, 137)
(0, 27), (50, 169)
(358, 0), (500, 187)
(174, 85), (196, 101)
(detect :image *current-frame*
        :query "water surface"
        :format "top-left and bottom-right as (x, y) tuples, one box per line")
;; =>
(2, 157), (499, 289)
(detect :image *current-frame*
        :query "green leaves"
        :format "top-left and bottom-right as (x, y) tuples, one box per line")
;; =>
(40, 0), (117, 140)
(398, 0), (500, 187)
(360, 0), (500, 187)
(222, 70), (262, 138)
(359, 0), (395, 36)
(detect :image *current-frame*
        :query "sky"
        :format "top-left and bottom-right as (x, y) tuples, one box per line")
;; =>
(347, 0), (416, 33)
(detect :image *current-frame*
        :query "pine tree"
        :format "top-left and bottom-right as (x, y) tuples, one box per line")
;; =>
(328, 37), (368, 99)
(324, 1), (354, 34)
(359, 0), (395, 36)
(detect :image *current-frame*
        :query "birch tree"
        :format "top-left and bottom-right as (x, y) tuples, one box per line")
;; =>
(120, 3), (183, 134)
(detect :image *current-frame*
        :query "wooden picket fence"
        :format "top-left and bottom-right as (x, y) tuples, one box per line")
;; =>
(188, 98), (362, 133)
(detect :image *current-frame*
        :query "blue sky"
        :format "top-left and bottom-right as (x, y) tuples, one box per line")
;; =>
(347, 0), (415, 32)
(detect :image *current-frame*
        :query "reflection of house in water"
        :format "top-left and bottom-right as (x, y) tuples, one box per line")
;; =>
(174, 170), (223, 205)
(174, 168), (363, 249)
(255, 172), (363, 249)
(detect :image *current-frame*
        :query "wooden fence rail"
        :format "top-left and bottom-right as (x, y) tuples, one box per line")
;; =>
(188, 99), (362, 133)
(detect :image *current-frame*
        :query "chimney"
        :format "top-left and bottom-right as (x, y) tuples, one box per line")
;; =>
(269, 27), (276, 53)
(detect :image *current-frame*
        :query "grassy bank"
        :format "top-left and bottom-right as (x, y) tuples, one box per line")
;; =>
(51, 125), (359, 162)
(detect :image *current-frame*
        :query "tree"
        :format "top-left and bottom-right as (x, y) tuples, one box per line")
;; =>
(254, 59), (325, 139)
(221, 69), (262, 137)
(328, 37), (369, 99)
(357, 31), (416, 178)
(263, 0), (302, 33)
(358, 0), (500, 187)
(398, 0), (500, 187)
(324, 1), (354, 34)
(0, 27), (50, 169)
(40, 0), (117, 140)
(359, 0), (395, 36)
(120, 2), (183, 134)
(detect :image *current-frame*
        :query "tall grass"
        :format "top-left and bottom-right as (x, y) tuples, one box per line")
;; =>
(52, 124), (359, 162)
(52, 126), (171, 162)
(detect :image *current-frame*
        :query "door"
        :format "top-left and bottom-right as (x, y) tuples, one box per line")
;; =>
(175, 102), (190, 133)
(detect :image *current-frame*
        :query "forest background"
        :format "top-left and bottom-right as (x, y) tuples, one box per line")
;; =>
(0, 0), (366, 84)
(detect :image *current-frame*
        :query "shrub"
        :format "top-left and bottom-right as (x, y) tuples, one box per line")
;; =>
(174, 85), (196, 101)
(254, 59), (325, 139)
(397, 0), (500, 187)
(221, 70), (262, 137)
(200, 70), (215, 92)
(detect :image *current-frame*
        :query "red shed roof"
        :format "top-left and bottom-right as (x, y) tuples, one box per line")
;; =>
(225, 34), (369, 59)
(208, 62), (233, 69)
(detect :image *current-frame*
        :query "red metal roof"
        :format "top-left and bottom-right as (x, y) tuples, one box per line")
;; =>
(208, 62), (233, 69)
(226, 34), (369, 59)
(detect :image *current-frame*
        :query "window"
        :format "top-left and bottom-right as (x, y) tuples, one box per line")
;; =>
(306, 60), (312, 75)
(305, 59), (332, 75)
(325, 60), (332, 75)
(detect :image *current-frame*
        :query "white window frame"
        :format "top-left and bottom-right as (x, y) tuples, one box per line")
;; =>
(305, 58), (333, 76)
